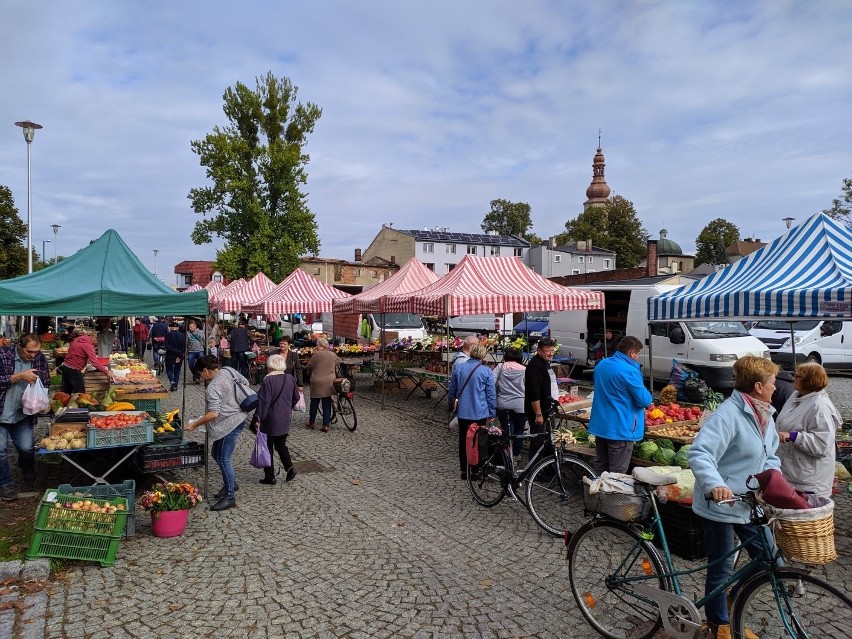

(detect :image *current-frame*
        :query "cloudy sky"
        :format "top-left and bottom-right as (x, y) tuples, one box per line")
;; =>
(2, 1), (850, 284)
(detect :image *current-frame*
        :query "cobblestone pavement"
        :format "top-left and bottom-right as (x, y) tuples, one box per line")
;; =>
(4, 369), (852, 638)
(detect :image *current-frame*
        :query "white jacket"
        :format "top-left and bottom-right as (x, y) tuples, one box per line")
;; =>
(774, 389), (839, 498)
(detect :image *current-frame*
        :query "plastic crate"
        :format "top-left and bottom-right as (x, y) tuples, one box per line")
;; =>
(57, 480), (136, 536)
(87, 421), (153, 448)
(128, 398), (161, 413)
(34, 490), (129, 537)
(26, 530), (121, 567)
(652, 501), (706, 560)
(139, 442), (205, 473)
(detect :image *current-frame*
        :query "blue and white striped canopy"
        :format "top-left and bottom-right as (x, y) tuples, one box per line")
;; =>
(648, 213), (852, 321)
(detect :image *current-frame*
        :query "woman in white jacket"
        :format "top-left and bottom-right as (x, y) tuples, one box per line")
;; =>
(775, 362), (840, 498)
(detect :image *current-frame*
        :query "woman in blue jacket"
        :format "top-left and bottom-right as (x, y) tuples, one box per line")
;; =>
(688, 355), (781, 639)
(448, 344), (496, 480)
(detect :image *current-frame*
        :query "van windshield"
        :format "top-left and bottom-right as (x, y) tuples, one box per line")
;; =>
(686, 321), (750, 339)
(380, 313), (423, 329)
(523, 311), (550, 322)
(752, 320), (820, 331)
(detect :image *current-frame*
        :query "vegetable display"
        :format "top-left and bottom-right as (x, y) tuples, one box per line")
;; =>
(645, 403), (701, 427)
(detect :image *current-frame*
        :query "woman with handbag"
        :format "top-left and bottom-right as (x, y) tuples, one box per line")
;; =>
(186, 355), (251, 512)
(254, 354), (301, 485)
(448, 344), (496, 479)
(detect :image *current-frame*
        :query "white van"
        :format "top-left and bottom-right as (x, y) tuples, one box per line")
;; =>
(277, 313), (322, 339)
(548, 284), (771, 391)
(448, 313), (513, 336)
(750, 319), (852, 371)
(360, 313), (428, 341)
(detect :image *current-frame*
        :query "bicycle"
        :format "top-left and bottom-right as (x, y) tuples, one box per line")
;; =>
(326, 364), (357, 431)
(565, 467), (852, 639)
(152, 337), (166, 376)
(246, 351), (260, 385)
(467, 407), (596, 537)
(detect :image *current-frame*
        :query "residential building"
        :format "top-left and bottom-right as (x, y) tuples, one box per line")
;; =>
(727, 237), (766, 263)
(528, 240), (616, 277)
(173, 261), (227, 291)
(298, 251), (399, 294)
(361, 225), (530, 274)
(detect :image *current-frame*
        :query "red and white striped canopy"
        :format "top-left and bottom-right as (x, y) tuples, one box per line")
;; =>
(332, 258), (441, 315)
(214, 272), (277, 313)
(243, 267), (352, 315)
(181, 284), (203, 293)
(209, 278), (246, 309)
(383, 255), (605, 316)
(204, 280), (225, 297)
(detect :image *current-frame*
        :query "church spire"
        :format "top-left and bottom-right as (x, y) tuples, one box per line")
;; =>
(584, 134), (611, 210)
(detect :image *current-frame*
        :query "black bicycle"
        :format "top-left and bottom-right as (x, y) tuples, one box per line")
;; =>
(468, 407), (596, 537)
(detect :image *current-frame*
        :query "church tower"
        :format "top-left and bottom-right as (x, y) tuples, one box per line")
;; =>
(583, 135), (611, 211)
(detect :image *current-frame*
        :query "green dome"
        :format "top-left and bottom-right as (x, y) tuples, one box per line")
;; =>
(657, 229), (682, 255)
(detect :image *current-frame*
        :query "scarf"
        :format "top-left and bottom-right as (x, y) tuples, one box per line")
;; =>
(742, 393), (774, 433)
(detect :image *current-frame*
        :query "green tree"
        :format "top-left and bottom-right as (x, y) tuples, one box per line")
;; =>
(189, 71), (322, 281)
(695, 218), (740, 266)
(555, 196), (649, 268)
(481, 199), (540, 243)
(822, 174), (852, 225)
(0, 185), (28, 280)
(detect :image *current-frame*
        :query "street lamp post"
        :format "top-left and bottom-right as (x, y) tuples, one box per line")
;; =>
(14, 121), (43, 275)
(782, 217), (795, 229)
(51, 224), (60, 264)
(42, 240), (51, 266)
(153, 249), (159, 280)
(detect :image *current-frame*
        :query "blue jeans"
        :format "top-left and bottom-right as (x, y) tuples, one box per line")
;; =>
(701, 517), (779, 626)
(211, 421), (245, 499)
(231, 351), (249, 379)
(166, 359), (182, 387)
(0, 417), (35, 488)
(188, 351), (203, 381)
(497, 409), (527, 456)
(309, 396), (332, 426)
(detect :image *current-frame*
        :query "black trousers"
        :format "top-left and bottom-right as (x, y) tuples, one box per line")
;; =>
(264, 433), (293, 478)
(61, 365), (85, 393)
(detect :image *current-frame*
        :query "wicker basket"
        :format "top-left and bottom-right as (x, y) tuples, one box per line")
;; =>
(583, 483), (651, 522)
(767, 496), (836, 564)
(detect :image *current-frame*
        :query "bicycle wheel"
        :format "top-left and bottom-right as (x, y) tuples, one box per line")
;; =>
(525, 454), (595, 537)
(733, 568), (852, 639)
(247, 363), (259, 385)
(467, 446), (509, 507)
(568, 520), (666, 639)
(338, 395), (357, 432)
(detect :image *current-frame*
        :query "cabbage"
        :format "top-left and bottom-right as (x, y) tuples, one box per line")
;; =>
(652, 448), (676, 464)
(637, 441), (659, 461)
(674, 445), (691, 469)
(656, 438), (674, 451)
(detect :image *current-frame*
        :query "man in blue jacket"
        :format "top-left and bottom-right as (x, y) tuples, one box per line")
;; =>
(588, 335), (653, 474)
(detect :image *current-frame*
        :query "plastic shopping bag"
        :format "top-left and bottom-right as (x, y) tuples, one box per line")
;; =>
(250, 431), (272, 469)
(294, 392), (306, 412)
(22, 377), (50, 415)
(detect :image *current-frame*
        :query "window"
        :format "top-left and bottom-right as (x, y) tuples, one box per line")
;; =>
(554, 255), (562, 263)
(425, 263), (435, 271)
(467, 245), (477, 255)
(446, 263), (455, 273)
(490, 246), (501, 256)
(372, 270), (378, 278)
(423, 242), (434, 253)
(588, 256), (594, 264)
(578, 256), (585, 264)
(354, 268), (361, 276)
(587, 269), (595, 273)
(181, 274), (192, 286)
(513, 248), (523, 257)
(572, 269), (580, 275)
(212, 271), (223, 282)
(446, 244), (456, 254)
(604, 259), (611, 269)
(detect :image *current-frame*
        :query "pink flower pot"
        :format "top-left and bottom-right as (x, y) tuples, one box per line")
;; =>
(150, 509), (189, 537)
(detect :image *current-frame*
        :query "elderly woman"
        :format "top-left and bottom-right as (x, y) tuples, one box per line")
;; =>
(306, 337), (340, 432)
(254, 354), (301, 485)
(494, 346), (527, 456)
(775, 362), (840, 498)
(448, 343), (496, 479)
(688, 356), (782, 639)
(186, 355), (251, 512)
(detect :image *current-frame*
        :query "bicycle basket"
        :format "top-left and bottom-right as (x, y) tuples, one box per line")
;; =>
(583, 482), (651, 522)
(487, 425), (509, 448)
(333, 378), (351, 394)
(765, 495), (836, 564)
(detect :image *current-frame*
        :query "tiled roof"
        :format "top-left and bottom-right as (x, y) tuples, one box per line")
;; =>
(399, 229), (530, 248)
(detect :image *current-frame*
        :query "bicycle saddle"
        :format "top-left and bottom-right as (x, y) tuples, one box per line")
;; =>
(632, 466), (677, 486)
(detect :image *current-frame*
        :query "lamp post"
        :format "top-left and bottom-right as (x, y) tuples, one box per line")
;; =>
(153, 249), (159, 280)
(42, 240), (51, 266)
(51, 224), (60, 264)
(14, 121), (43, 275)
(782, 217), (795, 229)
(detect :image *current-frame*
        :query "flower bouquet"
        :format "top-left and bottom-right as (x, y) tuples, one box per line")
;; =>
(139, 482), (203, 537)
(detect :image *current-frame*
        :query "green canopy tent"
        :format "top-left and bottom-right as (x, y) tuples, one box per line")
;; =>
(0, 229), (208, 316)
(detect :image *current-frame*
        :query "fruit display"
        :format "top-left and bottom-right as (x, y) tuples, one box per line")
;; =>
(645, 403), (701, 427)
(646, 423), (699, 440)
(40, 431), (86, 450)
(154, 409), (180, 435)
(89, 411), (150, 429)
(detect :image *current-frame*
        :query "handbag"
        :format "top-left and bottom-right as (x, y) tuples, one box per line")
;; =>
(450, 362), (482, 414)
(225, 368), (259, 412)
(249, 430), (272, 468)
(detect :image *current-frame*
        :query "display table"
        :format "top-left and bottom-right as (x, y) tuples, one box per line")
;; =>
(37, 442), (144, 486)
(403, 367), (450, 403)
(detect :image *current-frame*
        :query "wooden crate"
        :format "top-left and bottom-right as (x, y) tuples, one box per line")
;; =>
(83, 371), (110, 394)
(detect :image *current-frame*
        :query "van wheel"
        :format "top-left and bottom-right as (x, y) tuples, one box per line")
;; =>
(805, 353), (821, 364)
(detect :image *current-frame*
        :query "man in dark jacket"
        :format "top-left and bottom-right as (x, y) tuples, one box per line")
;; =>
(149, 317), (169, 370)
(164, 322), (186, 391)
(525, 337), (557, 460)
(228, 321), (254, 379)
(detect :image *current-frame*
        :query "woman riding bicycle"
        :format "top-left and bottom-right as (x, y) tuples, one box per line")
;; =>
(688, 355), (782, 639)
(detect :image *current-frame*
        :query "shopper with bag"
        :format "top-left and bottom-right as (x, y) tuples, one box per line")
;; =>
(0, 334), (51, 500)
(253, 354), (301, 485)
(448, 344), (496, 479)
(186, 355), (251, 512)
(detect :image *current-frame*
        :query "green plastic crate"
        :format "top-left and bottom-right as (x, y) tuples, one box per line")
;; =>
(57, 480), (136, 536)
(35, 490), (129, 537)
(26, 530), (121, 567)
(128, 398), (161, 413)
(86, 421), (153, 448)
